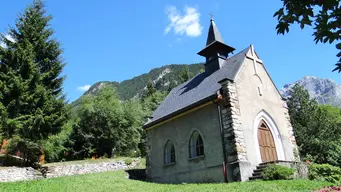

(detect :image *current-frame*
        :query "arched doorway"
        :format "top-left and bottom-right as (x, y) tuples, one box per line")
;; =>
(258, 120), (278, 162)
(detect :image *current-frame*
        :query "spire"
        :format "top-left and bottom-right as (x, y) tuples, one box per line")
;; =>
(197, 17), (236, 74)
(206, 18), (224, 46)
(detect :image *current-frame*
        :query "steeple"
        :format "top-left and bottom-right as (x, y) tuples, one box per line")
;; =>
(206, 18), (224, 46)
(198, 17), (235, 74)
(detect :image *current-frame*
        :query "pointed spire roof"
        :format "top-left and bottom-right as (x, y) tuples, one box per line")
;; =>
(206, 18), (224, 46)
(197, 18), (235, 57)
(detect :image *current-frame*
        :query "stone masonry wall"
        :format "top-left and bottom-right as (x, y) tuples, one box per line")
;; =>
(0, 159), (138, 182)
(283, 102), (300, 161)
(0, 167), (43, 182)
(219, 79), (248, 182)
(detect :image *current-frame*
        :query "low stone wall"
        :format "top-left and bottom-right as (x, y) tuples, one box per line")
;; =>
(42, 160), (135, 178)
(0, 159), (138, 182)
(0, 167), (43, 182)
(272, 160), (309, 179)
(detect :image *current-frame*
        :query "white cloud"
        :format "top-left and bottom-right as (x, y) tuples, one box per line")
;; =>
(0, 34), (15, 48)
(77, 85), (91, 92)
(164, 5), (203, 37)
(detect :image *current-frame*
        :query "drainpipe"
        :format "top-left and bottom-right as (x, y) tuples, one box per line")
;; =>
(212, 91), (228, 183)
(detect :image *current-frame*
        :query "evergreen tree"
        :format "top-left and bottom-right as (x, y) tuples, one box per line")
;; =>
(139, 90), (167, 156)
(167, 80), (177, 93)
(179, 65), (193, 84)
(0, 0), (68, 165)
(146, 80), (156, 97)
(287, 84), (341, 166)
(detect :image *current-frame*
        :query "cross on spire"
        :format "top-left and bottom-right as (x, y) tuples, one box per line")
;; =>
(210, 12), (214, 20)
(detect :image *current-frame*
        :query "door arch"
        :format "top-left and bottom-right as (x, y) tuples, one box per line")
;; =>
(253, 110), (285, 163)
(258, 120), (277, 162)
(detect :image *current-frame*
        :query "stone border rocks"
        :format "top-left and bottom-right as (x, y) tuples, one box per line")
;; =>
(0, 159), (139, 182)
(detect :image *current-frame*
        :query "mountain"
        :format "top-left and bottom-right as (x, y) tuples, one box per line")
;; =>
(73, 63), (341, 109)
(75, 63), (204, 101)
(280, 76), (341, 107)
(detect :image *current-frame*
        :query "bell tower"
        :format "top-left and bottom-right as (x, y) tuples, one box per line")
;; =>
(198, 17), (235, 74)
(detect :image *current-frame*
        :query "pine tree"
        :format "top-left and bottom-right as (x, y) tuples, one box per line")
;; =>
(179, 65), (193, 84)
(0, 0), (68, 165)
(146, 80), (156, 97)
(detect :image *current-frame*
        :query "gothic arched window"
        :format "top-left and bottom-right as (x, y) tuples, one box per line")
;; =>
(189, 131), (204, 158)
(164, 140), (175, 164)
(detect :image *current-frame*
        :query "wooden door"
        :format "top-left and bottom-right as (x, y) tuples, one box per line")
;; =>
(258, 121), (278, 162)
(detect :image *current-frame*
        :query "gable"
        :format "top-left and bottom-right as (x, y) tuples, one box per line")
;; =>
(234, 46), (283, 104)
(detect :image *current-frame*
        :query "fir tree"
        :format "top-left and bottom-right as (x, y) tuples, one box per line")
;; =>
(179, 65), (193, 84)
(146, 80), (156, 97)
(0, 0), (68, 165)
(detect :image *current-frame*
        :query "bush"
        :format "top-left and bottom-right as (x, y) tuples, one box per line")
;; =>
(125, 158), (133, 166)
(309, 163), (341, 184)
(262, 164), (296, 180)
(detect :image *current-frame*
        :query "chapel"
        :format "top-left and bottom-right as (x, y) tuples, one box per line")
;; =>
(143, 17), (300, 183)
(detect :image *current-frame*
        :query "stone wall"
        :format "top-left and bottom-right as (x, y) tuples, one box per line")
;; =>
(0, 167), (43, 182)
(283, 104), (300, 161)
(219, 79), (250, 182)
(0, 159), (138, 182)
(273, 161), (308, 179)
(42, 160), (135, 178)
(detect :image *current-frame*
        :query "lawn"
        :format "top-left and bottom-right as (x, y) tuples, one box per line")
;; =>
(0, 170), (332, 192)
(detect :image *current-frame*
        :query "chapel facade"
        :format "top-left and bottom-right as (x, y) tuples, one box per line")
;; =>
(143, 18), (300, 183)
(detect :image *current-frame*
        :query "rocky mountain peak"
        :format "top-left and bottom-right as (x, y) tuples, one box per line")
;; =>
(280, 76), (341, 107)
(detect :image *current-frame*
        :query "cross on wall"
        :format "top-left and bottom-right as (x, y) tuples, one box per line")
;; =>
(246, 44), (263, 76)
(246, 45), (264, 96)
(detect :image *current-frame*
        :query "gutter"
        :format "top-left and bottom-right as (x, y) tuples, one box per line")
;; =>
(212, 90), (228, 183)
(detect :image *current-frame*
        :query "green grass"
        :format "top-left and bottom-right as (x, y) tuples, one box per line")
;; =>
(0, 170), (331, 192)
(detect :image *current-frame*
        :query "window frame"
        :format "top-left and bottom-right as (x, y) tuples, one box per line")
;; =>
(189, 131), (205, 159)
(164, 140), (176, 165)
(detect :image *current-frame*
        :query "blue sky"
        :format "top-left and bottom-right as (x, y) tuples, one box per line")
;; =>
(1, 0), (340, 102)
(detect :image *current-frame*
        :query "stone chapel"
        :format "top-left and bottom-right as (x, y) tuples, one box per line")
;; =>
(143, 18), (300, 183)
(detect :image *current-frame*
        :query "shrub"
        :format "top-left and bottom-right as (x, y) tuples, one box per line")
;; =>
(262, 164), (296, 180)
(125, 158), (133, 166)
(309, 164), (341, 184)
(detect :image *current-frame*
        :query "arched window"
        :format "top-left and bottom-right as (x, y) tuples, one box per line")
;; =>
(189, 131), (204, 158)
(164, 141), (175, 164)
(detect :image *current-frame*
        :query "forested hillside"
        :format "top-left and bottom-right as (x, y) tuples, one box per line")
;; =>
(84, 64), (203, 99)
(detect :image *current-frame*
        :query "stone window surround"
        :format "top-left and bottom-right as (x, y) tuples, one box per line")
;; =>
(253, 110), (285, 164)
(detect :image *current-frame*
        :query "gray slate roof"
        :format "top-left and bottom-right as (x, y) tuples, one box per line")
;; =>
(143, 46), (250, 128)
